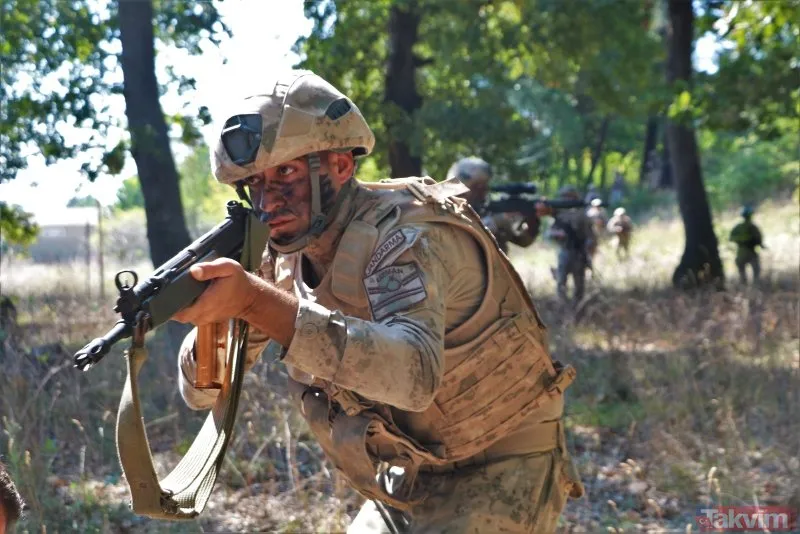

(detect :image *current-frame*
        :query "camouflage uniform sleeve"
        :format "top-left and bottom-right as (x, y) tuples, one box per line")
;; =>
(753, 223), (763, 246)
(177, 251), (277, 410)
(582, 213), (596, 249)
(282, 223), (471, 412)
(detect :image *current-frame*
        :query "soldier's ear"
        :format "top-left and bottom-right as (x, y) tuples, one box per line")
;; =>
(326, 151), (355, 185)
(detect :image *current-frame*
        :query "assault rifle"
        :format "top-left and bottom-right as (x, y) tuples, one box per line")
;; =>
(73, 200), (269, 520)
(73, 201), (256, 371)
(477, 182), (598, 217)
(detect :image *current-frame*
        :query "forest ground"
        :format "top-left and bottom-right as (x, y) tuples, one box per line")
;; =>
(1, 199), (798, 533)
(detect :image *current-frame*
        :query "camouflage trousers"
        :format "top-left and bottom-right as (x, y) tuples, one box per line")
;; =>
(612, 232), (631, 259)
(556, 249), (588, 304)
(735, 249), (760, 285)
(346, 428), (583, 534)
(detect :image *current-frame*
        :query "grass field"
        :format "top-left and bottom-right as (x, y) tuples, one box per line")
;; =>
(1, 199), (797, 533)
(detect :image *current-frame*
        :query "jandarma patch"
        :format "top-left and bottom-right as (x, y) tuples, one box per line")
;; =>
(365, 228), (420, 276)
(364, 262), (427, 321)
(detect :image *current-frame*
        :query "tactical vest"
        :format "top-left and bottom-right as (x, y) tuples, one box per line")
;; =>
(275, 177), (575, 509)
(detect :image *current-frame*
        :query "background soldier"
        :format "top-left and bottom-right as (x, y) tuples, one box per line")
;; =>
(546, 185), (596, 304)
(174, 71), (583, 533)
(584, 184), (601, 204)
(586, 198), (608, 251)
(447, 157), (543, 255)
(609, 172), (627, 206)
(729, 205), (765, 284)
(606, 207), (634, 260)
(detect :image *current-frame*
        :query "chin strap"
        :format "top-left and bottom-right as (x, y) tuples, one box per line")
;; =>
(115, 212), (269, 520)
(307, 153), (326, 234)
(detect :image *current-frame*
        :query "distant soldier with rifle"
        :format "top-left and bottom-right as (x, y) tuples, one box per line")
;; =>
(606, 207), (634, 260)
(446, 157), (545, 254)
(729, 205), (765, 285)
(545, 185), (597, 305)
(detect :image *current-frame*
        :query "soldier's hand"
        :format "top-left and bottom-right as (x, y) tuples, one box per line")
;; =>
(535, 201), (553, 218)
(173, 258), (259, 326)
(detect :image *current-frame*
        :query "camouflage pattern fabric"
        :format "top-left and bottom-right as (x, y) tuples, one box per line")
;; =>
(177, 180), (583, 531)
(556, 248), (586, 303)
(348, 425), (582, 534)
(212, 71), (375, 185)
(606, 213), (633, 259)
(735, 248), (761, 284)
(548, 209), (594, 303)
(729, 220), (763, 284)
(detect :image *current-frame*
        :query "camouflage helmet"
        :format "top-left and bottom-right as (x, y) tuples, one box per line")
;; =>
(557, 185), (580, 200)
(211, 70), (375, 252)
(212, 70), (375, 185)
(446, 157), (492, 187)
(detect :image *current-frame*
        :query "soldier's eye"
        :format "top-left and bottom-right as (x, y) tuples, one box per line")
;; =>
(277, 165), (295, 177)
(243, 175), (262, 186)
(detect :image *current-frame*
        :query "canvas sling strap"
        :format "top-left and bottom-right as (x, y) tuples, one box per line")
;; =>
(115, 213), (269, 519)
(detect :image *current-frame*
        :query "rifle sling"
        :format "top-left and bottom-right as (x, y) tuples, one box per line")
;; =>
(115, 213), (268, 520)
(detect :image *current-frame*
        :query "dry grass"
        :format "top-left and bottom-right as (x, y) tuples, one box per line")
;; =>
(0, 201), (797, 533)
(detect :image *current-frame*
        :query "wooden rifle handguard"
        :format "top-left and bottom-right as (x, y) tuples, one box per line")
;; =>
(194, 322), (224, 390)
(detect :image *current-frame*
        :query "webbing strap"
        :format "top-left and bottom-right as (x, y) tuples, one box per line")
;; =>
(115, 212), (268, 519)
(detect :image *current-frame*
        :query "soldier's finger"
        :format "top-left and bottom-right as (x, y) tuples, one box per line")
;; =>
(189, 258), (242, 281)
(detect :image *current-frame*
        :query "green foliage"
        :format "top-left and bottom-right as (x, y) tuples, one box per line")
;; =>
(66, 195), (98, 208)
(0, 0), (229, 183)
(696, 0), (800, 138)
(112, 145), (235, 234)
(115, 176), (145, 211)
(295, 0), (663, 183)
(700, 130), (799, 208)
(0, 202), (38, 246)
(178, 145), (237, 235)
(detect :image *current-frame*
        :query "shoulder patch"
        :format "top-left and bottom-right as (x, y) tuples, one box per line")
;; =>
(365, 227), (420, 276)
(364, 262), (427, 321)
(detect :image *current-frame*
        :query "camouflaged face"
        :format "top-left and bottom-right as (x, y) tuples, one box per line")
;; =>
(212, 70), (376, 184)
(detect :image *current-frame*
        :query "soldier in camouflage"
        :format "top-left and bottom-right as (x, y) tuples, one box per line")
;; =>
(447, 157), (543, 255)
(606, 207), (634, 260)
(546, 186), (596, 305)
(585, 198), (608, 256)
(172, 70), (583, 533)
(729, 206), (764, 285)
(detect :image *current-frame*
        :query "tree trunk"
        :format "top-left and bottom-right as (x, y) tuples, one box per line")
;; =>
(659, 120), (673, 188)
(585, 116), (611, 187)
(639, 116), (658, 187)
(666, 0), (724, 288)
(385, 1), (422, 177)
(599, 152), (608, 193)
(118, 0), (191, 267)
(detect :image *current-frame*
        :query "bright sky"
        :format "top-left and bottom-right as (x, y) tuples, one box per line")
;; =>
(0, 2), (720, 221)
(0, 0), (312, 219)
